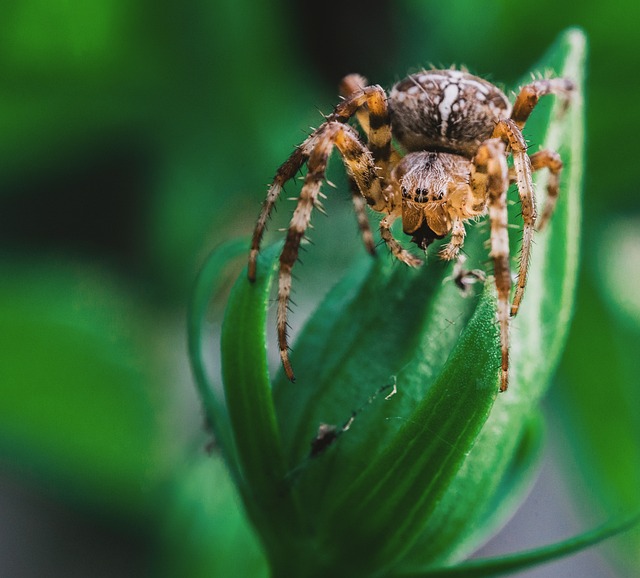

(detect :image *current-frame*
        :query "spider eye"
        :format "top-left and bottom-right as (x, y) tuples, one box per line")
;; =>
(401, 186), (408, 197)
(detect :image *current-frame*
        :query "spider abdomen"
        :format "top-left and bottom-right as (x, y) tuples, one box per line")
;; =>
(389, 69), (511, 157)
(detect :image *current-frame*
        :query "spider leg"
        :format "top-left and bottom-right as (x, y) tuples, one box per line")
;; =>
(472, 138), (510, 391)
(530, 149), (563, 230)
(250, 83), (392, 280)
(337, 76), (380, 254)
(277, 148), (325, 382)
(511, 77), (575, 130)
(339, 74), (371, 134)
(335, 81), (421, 265)
(331, 82), (393, 174)
(339, 74), (402, 174)
(348, 175), (376, 256)
(380, 213), (423, 267)
(439, 217), (466, 261)
(249, 135), (319, 281)
(277, 122), (387, 381)
(492, 119), (536, 319)
(440, 218), (487, 293)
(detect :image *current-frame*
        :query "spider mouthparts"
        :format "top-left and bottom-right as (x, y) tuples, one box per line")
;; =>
(409, 221), (443, 251)
(413, 237), (432, 251)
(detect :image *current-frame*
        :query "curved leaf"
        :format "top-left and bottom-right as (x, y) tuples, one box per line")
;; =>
(312, 287), (500, 575)
(393, 513), (640, 578)
(219, 242), (306, 564)
(397, 27), (586, 569)
(188, 237), (248, 482)
(445, 412), (546, 561)
(157, 455), (269, 578)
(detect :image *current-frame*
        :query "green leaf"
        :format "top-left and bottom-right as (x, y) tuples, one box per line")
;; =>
(393, 513), (640, 577)
(273, 240), (490, 506)
(190, 238), (307, 562)
(220, 243), (289, 494)
(219, 242), (306, 564)
(188, 237), (249, 484)
(445, 411), (546, 561)
(221, 242), (500, 577)
(157, 455), (269, 578)
(310, 286), (501, 576)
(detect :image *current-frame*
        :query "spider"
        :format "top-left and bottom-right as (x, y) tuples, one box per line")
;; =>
(248, 68), (574, 392)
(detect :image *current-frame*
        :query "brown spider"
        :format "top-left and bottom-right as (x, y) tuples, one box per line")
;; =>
(248, 68), (574, 392)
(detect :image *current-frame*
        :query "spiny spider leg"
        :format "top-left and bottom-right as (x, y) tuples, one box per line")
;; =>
(337, 76), (417, 264)
(277, 122), (387, 381)
(339, 74), (403, 173)
(379, 213), (422, 267)
(338, 75), (406, 256)
(348, 175), (376, 256)
(439, 217), (466, 261)
(329, 84), (393, 174)
(492, 119), (536, 319)
(506, 77), (573, 233)
(511, 77), (575, 130)
(249, 83), (393, 282)
(473, 138), (511, 391)
(339, 74), (371, 134)
(530, 149), (563, 230)
(247, 66), (575, 391)
(249, 136), (317, 281)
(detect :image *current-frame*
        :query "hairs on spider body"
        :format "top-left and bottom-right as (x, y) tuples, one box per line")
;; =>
(248, 68), (574, 392)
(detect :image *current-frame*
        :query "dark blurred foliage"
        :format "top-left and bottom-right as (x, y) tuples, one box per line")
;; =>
(1, 0), (639, 576)
(285, 0), (400, 84)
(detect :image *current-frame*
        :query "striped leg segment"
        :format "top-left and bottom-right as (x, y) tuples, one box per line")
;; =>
(492, 119), (536, 319)
(333, 124), (387, 212)
(473, 138), (510, 391)
(249, 138), (317, 281)
(339, 74), (371, 134)
(511, 77), (575, 130)
(249, 81), (392, 282)
(331, 82), (393, 171)
(276, 122), (385, 381)
(439, 217), (466, 261)
(530, 149), (563, 230)
(380, 213), (423, 267)
(508, 148), (563, 232)
(277, 145), (327, 381)
(348, 176), (376, 256)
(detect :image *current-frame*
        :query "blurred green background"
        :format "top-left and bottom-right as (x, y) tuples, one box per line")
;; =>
(1, 0), (639, 576)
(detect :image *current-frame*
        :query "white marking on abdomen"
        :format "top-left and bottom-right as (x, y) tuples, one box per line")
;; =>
(439, 83), (459, 135)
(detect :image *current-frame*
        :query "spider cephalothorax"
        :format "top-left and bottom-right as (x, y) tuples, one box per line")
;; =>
(248, 68), (573, 392)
